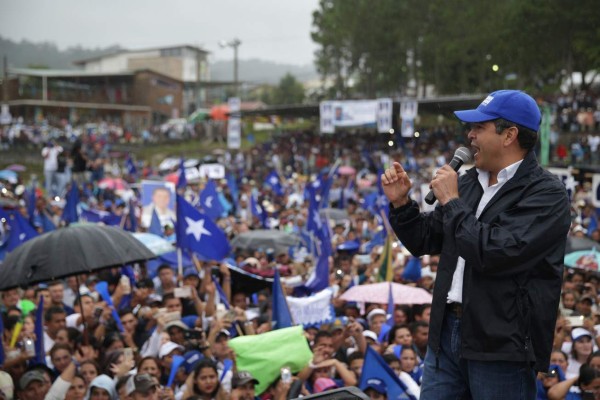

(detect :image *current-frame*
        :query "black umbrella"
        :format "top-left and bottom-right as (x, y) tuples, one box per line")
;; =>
(0, 224), (156, 290)
(566, 235), (600, 254)
(230, 229), (302, 255)
(228, 265), (273, 296)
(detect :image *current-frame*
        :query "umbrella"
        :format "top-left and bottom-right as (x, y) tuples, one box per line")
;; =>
(230, 230), (302, 255)
(0, 224), (156, 290)
(566, 235), (600, 253)
(98, 177), (129, 191)
(210, 104), (229, 121)
(5, 164), (26, 172)
(338, 165), (356, 176)
(564, 250), (600, 271)
(132, 232), (175, 256)
(0, 170), (18, 184)
(188, 108), (210, 124)
(339, 282), (432, 305)
(319, 208), (349, 222)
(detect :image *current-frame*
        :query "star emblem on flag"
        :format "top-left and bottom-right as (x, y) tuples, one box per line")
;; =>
(185, 217), (212, 241)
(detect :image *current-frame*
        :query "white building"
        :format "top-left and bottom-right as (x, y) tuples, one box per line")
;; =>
(74, 45), (210, 114)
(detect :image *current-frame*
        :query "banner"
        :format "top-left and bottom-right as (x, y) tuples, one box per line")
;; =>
(592, 174), (600, 208)
(228, 326), (313, 394)
(400, 100), (418, 120)
(227, 97), (241, 149)
(548, 167), (577, 201)
(377, 98), (393, 133)
(286, 288), (334, 325)
(320, 99), (391, 132)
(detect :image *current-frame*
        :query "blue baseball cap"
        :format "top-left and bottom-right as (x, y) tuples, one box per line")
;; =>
(182, 350), (204, 374)
(454, 90), (541, 132)
(361, 378), (387, 394)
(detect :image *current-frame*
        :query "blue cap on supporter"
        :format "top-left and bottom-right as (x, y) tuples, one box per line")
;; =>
(454, 90), (541, 132)
(182, 350), (204, 374)
(361, 377), (387, 394)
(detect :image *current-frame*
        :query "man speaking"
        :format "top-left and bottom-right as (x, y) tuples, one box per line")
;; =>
(381, 90), (571, 399)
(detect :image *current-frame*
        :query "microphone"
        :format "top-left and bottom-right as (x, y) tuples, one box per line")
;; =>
(424, 147), (473, 205)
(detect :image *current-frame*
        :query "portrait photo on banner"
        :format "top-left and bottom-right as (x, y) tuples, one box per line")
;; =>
(140, 180), (177, 228)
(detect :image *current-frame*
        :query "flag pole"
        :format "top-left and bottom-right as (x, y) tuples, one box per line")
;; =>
(177, 248), (183, 285)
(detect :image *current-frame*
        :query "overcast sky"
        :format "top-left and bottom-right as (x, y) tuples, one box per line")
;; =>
(1, 0), (321, 66)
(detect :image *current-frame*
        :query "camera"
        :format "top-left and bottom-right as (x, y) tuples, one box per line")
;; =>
(184, 330), (204, 340)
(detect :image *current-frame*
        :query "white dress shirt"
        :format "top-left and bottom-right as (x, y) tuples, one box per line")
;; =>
(447, 159), (523, 304)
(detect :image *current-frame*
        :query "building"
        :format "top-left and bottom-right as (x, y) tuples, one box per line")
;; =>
(2, 67), (184, 130)
(73, 45), (211, 114)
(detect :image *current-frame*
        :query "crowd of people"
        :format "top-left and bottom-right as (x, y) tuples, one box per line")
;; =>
(0, 89), (600, 400)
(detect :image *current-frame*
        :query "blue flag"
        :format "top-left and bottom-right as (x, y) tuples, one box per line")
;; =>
(27, 185), (37, 224)
(265, 171), (284, 196)
(250, 193), (266, 228)
(177, 157), (187, 190)
(62, 181), (79, 224)
(175, 194), (231, 261)
(0, 208), (39, 252)
(402, 257), (422, 282)
(124, 199), (138, 232)
(386, 282), (395, 326)
(226, 172), (239, 211)
(271, 269), (293, 330)
(213, 279), (231, 310)
(360, 346), (416, 400)
(149, 209), (164, 237)
(125, 154), (137, 176)
(200, 180), (225, 220)
(34, 296), (46, 365)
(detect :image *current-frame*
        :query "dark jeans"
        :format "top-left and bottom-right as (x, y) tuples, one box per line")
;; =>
(420, 309), (536, 400)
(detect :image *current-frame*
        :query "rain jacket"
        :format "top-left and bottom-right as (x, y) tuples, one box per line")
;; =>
(389, 151), (571, 372)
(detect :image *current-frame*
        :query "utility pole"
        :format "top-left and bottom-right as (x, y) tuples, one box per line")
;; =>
(220, 38), (242, 97)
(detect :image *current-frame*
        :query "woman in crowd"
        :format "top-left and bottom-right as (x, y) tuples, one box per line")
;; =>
(65, 373), (87, 400)
(180, 359), (226, 400)
(567, 328), (595, 379)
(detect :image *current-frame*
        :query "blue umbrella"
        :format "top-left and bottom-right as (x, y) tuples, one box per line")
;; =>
(132, 232), (175, 256)
(0, 170), (18, 183)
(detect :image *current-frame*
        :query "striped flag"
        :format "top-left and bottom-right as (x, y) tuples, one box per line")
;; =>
(377, 236), (394, 282)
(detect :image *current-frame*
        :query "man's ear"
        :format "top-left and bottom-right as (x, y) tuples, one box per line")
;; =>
(504, 126), (519, 147)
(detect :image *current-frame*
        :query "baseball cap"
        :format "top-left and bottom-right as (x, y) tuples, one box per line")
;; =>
(313, 377), (338, 393)
(361, 378), (387, 394)
(158, 341), (184, 359)
(328, 317), (348, 333)
(182, 351), (205, 374)
(232, 371), (259, 388)
(454, 90), (541, 132)
(165, 320), (189, 332)
(132, 374), (158, 394)
(366, 308), (386, 323)
(19, 370), (45, 390)
(363, 330), (378, 343)
(572, 327), (593, 341)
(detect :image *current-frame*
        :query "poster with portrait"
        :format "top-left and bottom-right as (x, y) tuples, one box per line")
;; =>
(140, 180), (176, 228)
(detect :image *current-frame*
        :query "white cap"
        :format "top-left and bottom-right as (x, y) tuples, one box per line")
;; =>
(363, 330), (378, 343)
(366, 308), (386, 323)
(572, 327), (593, 341)
(158, 341), (184, 359)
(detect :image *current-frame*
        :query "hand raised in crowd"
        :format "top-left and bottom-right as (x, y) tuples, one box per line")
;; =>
(381, 162), (412, 208)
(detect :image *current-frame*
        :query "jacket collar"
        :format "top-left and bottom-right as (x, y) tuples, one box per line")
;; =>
(464, 151), (539, 217)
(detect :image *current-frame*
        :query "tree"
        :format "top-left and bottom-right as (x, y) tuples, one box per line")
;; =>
(272, 73), (305, 105)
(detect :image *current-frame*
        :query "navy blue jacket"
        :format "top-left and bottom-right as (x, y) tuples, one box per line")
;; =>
(389, 151), (571, 372)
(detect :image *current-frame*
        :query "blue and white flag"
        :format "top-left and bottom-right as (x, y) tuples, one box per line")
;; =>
(175, 194), (231, 261)
(360, 346), (417, 400)
(265, 171), (284, 196)
(272, 269), (293, 330)
(0, 208), (39, 253)
(200, 180), (225, 220)
(250, 193), (266, 228)
(62, 181), (80, 224)
(286, 288), (334, 326)
(125, 154), (137, 176)
(177, 157), (187, 190)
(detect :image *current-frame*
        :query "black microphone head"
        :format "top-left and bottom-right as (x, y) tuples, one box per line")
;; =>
(454, 147), (473, 164)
